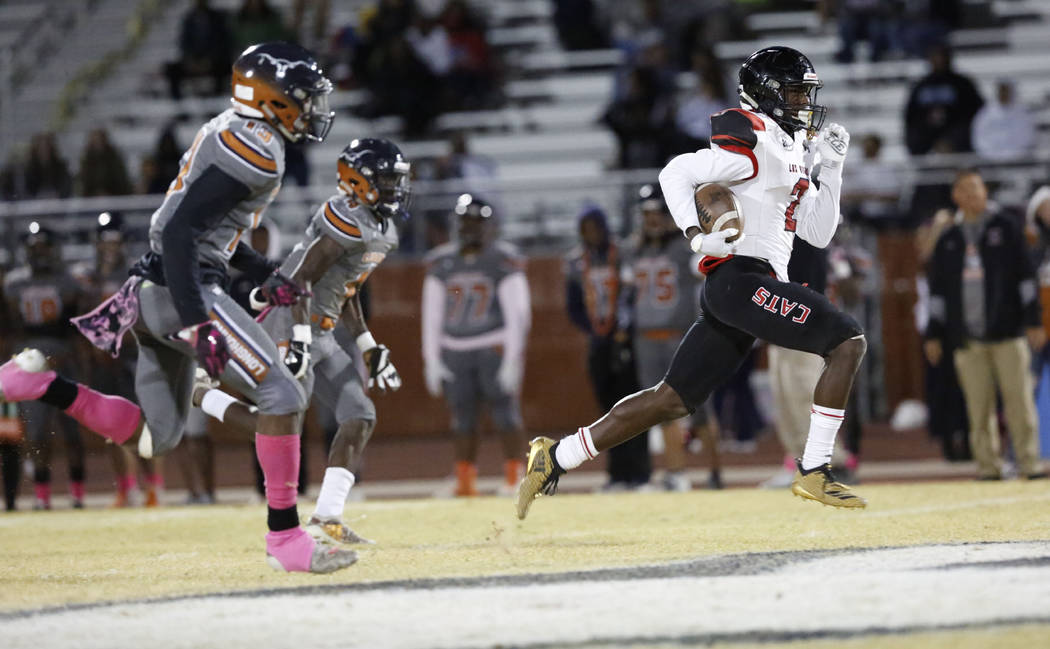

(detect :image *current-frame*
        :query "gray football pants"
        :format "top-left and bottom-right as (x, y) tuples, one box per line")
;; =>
(133, 282), (307, 455)
(259, 307), (376, 425)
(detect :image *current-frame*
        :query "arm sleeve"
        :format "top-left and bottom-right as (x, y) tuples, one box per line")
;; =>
(658, 136), (755, 235)
(925, 239), (947, 339)
(565, 272), (591, 333)
(421, 274), (445, 370)
(795, 170), (843, 249)
(229, 241), (279, 284)
(497, 272), (531, 366)
(161, 165), (251, 327)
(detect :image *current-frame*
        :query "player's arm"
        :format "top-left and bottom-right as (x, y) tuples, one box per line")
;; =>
(341, 290), (402, 392)
(161, 166), (250, 327)
(796, 124), (850, 249)
(421, 271), (449, 396)
(1011, 219), (1045, 350)
(658, 110), (757, 236)
(496, 263), (531, 394)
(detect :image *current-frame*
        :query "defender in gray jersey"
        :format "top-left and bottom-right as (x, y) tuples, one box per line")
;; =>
(422, 195), (531, 497)
(49, 43), (352, 573)
(3, 226), (85, 509)
(623, 185), (720, 491)
(194, 137), (409, 545)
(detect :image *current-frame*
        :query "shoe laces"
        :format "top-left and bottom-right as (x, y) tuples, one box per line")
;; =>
(540, 471), (561, 496)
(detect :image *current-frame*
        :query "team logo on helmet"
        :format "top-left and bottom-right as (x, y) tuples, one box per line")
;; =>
(255, 52), (315, 78)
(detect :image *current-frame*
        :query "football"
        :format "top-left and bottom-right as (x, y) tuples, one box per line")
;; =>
(694, 182), (743, 242)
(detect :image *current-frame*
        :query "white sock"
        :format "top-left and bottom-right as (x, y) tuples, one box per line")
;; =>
(554, 427), (598, 470)
(200, 389), (239, 423)
(801, 405), (845, 470)
(313, 467), (355, 520)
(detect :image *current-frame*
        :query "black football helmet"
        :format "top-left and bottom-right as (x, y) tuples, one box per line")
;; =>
(738, 47), (826, 134)
(231, 42), (334, 143)
(337, 138), (412, 220)
(637, 184), (666, 213)
(453, 193), (494, 249)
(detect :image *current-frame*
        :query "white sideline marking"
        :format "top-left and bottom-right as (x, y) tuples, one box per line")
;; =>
(3, 543), (1049, 649)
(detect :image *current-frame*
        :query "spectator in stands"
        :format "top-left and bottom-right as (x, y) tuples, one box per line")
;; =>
(603, 65), (674, 169)
(835, 0), (893, 63)
(925, 169), (1046, 480)
(904, 44), (983, 155)
(898, 0), (960, 59)
(364, 35), (440, 136)
(971, 81), (1036, 162)
(78, 129), (132, 197)
(153, 126), (182, 184)
(673, 46), (731, 154)
(554, 0), (608, 51)
(23, 132), (73, 199)
(565, 204), (651, 489)
(292, 0), (330, 47)
(231, 0), (292, 53)
(442, 0), (498, 109)
(842, 134), (905, 226)
(406, 14), (452, 88)
(165, 0), (232, 99)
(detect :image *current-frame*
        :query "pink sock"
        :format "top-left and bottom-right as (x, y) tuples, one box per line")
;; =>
(117, 475), (137, 495)
(34, 482), (51, 506)
(146, 473), (164, 488)
(265, 527), (315, 572)
(70, 481), (85, 502)
(65, 385), (141, 445)
(255, 433), (300, 510)
(783, 454), (796, 471)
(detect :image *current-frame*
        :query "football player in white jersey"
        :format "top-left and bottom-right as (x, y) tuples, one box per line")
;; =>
(517, 47), (867, 516)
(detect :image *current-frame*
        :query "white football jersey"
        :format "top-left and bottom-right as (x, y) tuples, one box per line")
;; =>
(659, 107), (842, 281)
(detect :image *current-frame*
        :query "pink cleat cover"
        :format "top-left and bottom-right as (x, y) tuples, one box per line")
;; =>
(0, 358), (55, 402)
(265, 527), (316, 572)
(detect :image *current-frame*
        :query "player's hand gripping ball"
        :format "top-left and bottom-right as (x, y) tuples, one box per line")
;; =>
(690, 183), (745, 258)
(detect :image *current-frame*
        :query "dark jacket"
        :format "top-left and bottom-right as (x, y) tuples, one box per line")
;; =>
(926, 209), (1041, 348)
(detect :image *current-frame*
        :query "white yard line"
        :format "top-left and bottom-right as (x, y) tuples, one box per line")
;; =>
(3, 543), (1048, 649)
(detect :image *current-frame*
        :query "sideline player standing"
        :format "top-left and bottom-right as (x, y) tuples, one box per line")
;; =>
(422, 194), (531, 496)
(193, 138), (408, 544)
(3, 225), (86, 509)
(517, 46), (867, 518)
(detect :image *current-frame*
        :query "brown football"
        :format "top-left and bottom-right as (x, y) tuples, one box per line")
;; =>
(694, 183), (743, 242)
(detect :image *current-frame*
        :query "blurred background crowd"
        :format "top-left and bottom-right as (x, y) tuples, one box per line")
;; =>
(2, 0), (1050, 508)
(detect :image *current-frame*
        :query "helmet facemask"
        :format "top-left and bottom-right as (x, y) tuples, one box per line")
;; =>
(339, 158), (412, 220)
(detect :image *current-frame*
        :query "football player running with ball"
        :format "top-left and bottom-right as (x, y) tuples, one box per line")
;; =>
(192, 138), (409, 546)
(517, 46), (867, 518)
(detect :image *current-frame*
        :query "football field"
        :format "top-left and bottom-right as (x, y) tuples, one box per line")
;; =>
(1, 480), (1049, 648)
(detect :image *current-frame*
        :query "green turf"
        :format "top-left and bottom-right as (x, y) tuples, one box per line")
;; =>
(1, 480), (1048, 612)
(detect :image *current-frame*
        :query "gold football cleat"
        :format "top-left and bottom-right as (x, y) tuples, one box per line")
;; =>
(791, 460), (867, 509)
(305, 516), (374, 545)
(516, 436), (563, 520)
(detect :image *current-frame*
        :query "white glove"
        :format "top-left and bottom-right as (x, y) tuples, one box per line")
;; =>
(424, 360), (453, 397)
(816, 122), (849, 173)
(356, 331), (401, 392)
(283, 324), (311, 380)
(689, 229), (745, 258)
(248, 287), (267, 312)
(496, 355), (523, 395)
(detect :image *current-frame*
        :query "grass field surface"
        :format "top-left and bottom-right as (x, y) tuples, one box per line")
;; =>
(1, 480), (1049, 648)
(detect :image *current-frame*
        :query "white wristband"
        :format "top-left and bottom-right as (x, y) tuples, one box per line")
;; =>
(201, 390), (238, 423)
(292, 324), (312, 345)
(356, 331), (377, 352)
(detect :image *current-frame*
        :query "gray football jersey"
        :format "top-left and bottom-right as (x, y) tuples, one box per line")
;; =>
(626, 238), (699, 333)
(3, 266), (79, 336)
(424, 241), (525, 338)
(281, 194), (399, 332)
(148, 109), (284, 273)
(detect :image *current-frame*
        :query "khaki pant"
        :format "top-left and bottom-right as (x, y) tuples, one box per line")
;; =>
(767, 345), (846, 464)
(953, 338), (1043, 477)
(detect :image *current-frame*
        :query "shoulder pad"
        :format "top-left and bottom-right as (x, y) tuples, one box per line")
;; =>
(710, 109), (764, 150)
(216, 124), (279, 178)
(319, 195), (364, 241)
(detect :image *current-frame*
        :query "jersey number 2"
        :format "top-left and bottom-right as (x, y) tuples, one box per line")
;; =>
(783, 178), (810, 232)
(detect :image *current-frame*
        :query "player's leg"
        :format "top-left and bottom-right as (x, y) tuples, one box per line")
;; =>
(21, 400), (54, 509)
(444, 349), (483, 496)
(57, 412), (86, 508)
(478, 347), (525, 494)
(702, 259), (866, 507)
(305, 336), (376, 544)
(517, 313), (755, 519)
(204, 293), (355, 573)
(0, 440), (20, 511)
(636, 336), (690, 491)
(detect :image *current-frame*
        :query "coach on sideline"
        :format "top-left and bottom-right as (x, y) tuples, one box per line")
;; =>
(924, 168), (1047, 480)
